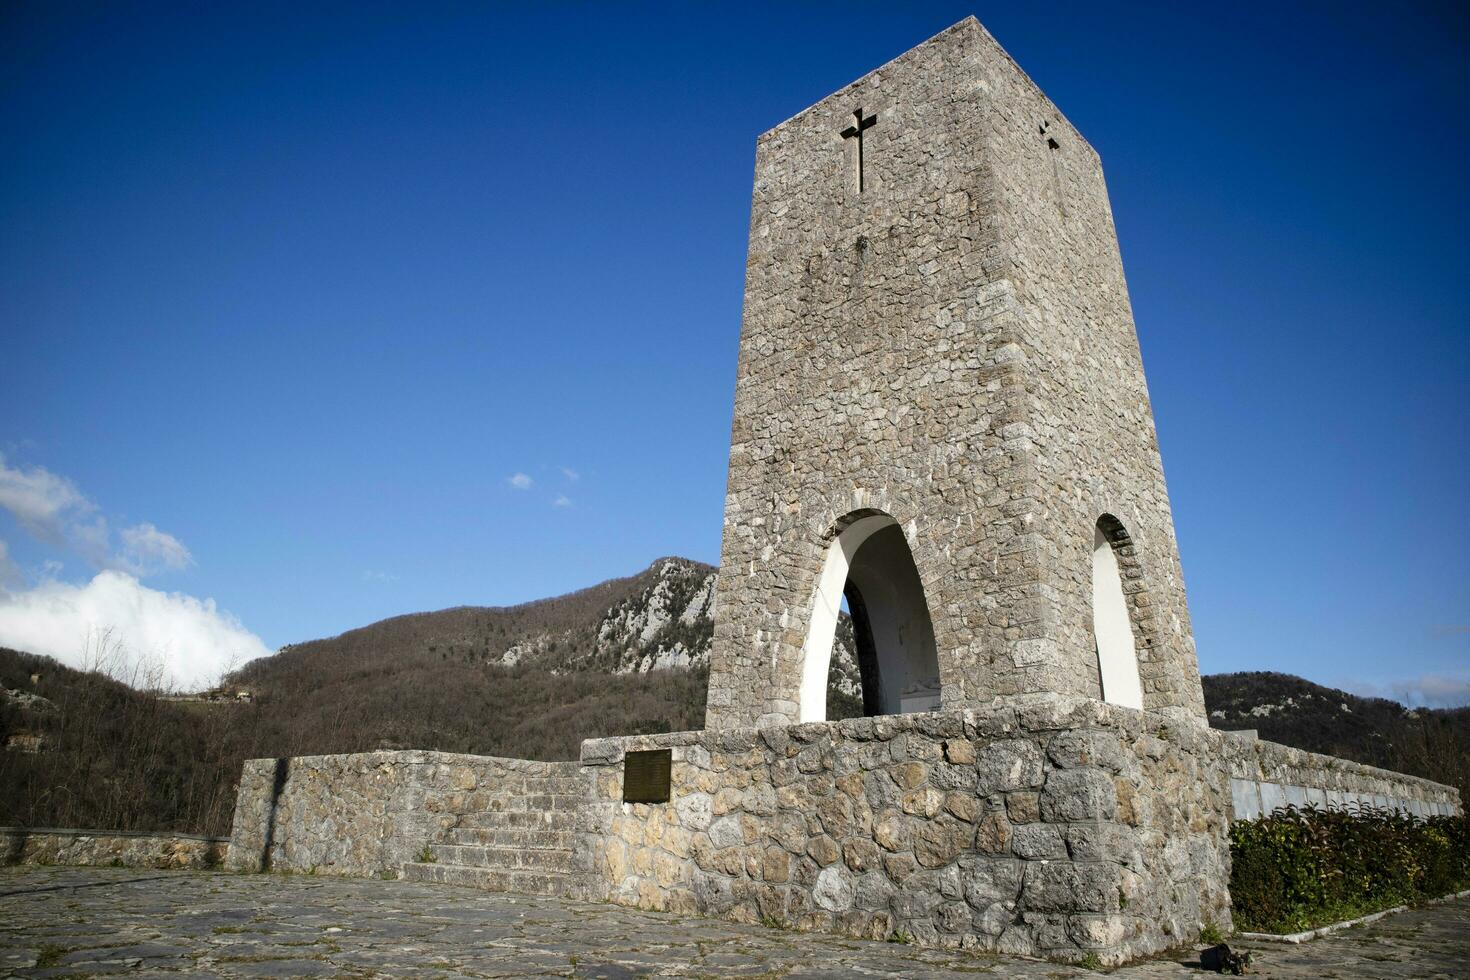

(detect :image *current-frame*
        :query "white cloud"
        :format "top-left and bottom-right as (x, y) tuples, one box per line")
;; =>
(0, 453), (191, 578)
(508, 472), (533, 490)
(552, 494), (572, 508)
(117, 523), (194, 575)
(560, 467), (580, 482)
(0, 540), (22, 589)
(0, 570), (270, 692)
(1347, 672), (1470, 710)
(362, 570), (399, 584)
(0, 452), (94, 541)
(1390, 674), (1470, 709)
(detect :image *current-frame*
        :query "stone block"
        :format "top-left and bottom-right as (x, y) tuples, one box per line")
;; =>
(961, 858), (1024, 910)
(1040, 768), (1116, 822)
(873, 810), (910, 853)
(1022, 862), (1120, 914)
(807, 835), (840, 866)
(883, 851), (918, 883)
(974, 740), (1045, 796)
(813, 866), (854, 912)
(900, 788), (945, 818)
(842, 838), (882, 873)
(746, 787), (782, 816)
(888, 761), (929, 790)
(1063, 823), (1137, 866)
(581, 739), (623, 765)
(944, 792), (979, 823)
(762, 846), (790, 883)
(1011, 823), (1065, 860)
(914, 817), (974, 868)
(1006, 791), (1040, 823)
(854, 870), (896, 910)
(1046, 730), (1127, 773)
(674, 792), (713, 832)
(708, 815), (743, 850)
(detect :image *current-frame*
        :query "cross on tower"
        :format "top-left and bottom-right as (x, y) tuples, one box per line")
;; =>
(840, 107), (878, 192)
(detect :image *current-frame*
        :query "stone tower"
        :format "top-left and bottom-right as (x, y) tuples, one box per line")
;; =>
(705, 18), (1206, 729)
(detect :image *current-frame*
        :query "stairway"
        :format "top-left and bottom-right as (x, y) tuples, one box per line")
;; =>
(401, 772), (590, 898)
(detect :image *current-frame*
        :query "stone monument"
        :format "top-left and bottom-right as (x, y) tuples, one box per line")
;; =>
(706, 17), (1204, 730)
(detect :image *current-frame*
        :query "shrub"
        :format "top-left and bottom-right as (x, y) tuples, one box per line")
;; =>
(1230, 805), (1470, 934)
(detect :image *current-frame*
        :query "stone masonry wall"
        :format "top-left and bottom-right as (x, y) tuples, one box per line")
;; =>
(975, 21), (1206, 720)
(581, 695), (1232, 966)
(1, 827), (228, 870)
(706, 17), (1204, 729)
(1223, 735), (1463, 821)
(223, 703), (1462, 964)
(225, 750), (583, 876)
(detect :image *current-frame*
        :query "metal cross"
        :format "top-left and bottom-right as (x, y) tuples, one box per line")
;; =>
(840, 107), (878, 192)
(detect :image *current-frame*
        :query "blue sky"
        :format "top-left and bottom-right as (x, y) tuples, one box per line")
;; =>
(1, 3), (1466, 701)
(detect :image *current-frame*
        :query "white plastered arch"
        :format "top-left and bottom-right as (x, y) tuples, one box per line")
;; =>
(797, 515), (894, 723)
(1092, 522), (1145, 710)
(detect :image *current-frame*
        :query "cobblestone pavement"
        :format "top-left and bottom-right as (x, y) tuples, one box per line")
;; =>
(2, 867), (1467, 978)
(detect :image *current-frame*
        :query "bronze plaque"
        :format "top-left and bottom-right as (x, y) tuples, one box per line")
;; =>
(622, 749), (672, 804)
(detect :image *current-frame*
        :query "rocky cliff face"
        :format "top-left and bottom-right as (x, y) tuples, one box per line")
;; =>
(578, 559), (861, 701)
(585, 559), (714, 673)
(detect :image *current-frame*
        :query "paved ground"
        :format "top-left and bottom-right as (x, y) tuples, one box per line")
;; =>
(2, 868), (1467, 978)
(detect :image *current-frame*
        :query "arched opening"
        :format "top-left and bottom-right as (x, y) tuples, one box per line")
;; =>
(1092, 517), (1144, 710)
(798, 513), (941, 722)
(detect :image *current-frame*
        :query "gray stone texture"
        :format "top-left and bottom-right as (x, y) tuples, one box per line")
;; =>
(8, 867), (1469, 979)
(705, 17), (1205, 730)
(225, 750), (587, 881)
(580, 695), (1233, 965)
(1224, 735), (1461, 821)
(0, 828), (227, 870)
(214, 697), (1462, 965)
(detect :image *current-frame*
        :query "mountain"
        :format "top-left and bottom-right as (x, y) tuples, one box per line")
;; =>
(3, 557), (1466, 837)
(232, 557), (864, 724)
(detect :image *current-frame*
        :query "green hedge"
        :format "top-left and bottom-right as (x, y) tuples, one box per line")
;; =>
(1230, 805), (1470, 934)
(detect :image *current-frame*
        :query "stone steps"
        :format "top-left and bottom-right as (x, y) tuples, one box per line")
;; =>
(425, 843), (574, 873)
(507, 775), (587, 790)
(458, 799), (585, 822)
(445, 826), (578, 849)
(457, 793), (586, 813)
(405, 776), (592, 900)
(400, 861), (575, 897)
(481, 782), (587, 799)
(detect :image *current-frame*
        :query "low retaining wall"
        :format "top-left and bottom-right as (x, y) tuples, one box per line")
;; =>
(579, 694), (1233, 965)
(1223, 735), (1462, 821)
(222, 694), (1462, 966)
(225, 750), (583, 875)
(1, 827), (228, 869)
